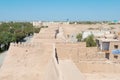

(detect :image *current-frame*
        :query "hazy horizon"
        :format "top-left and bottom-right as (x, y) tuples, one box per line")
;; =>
(0, 0), (120, 21)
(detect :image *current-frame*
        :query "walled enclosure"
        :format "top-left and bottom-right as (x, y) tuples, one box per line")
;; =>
(0, 24), (120, 80)
(56, 42), (120, 73)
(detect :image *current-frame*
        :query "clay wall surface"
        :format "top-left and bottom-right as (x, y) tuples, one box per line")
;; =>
(76, 62), (120, 73)
(45, 44), (62, 80)
(78, 47), (105, 61)
(0, 42), (54, 80)
(109, 41), (120, 61)
(56, 42), (106, 63)
(37, 33), (56, 39)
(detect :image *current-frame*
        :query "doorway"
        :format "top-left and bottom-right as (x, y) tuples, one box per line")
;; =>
(105, 53), (110, 59)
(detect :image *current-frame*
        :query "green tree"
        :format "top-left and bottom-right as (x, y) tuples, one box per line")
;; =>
(0, 22), (39, 52)
(84, 35), (96, 47)
(76, 33), (82, 42)
(0, 32), (12, 51)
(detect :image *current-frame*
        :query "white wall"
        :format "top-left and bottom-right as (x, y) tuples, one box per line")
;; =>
(82, 30), (110, 39)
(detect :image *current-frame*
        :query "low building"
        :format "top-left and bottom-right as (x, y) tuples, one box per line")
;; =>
(109, 41), (120, 61)
(96, 38), (119, 51)
(33, 21), (43, 28)
(82, 30), (111, 39)
(96, 38), (120, 60)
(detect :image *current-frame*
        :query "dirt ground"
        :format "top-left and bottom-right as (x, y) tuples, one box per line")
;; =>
(84, 73), (120, 80)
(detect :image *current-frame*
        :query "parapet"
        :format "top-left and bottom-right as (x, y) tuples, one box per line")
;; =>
(10, 42), (43, 48)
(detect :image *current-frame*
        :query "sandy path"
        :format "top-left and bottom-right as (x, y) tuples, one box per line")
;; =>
(84, 73), (120, 80)
(0, 51), (7, 67)
(59, 60), (85, 80)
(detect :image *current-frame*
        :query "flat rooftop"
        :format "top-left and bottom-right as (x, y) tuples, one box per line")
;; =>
(97, 38), (119, 42)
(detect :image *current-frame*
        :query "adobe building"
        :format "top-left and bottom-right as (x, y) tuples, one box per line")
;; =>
(96, 38), (120, 61)
(109, 41), (120, 61)
(33, 21), (43, 28)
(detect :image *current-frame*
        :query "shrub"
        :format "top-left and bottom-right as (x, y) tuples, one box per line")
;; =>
(76, 33), (82, 42)
(84, 35), (96, 47)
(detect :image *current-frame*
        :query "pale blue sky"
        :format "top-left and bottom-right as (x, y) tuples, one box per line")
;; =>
(0, 0), (120, 21)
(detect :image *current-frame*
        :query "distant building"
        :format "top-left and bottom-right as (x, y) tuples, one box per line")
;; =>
(69, 33), (77, 43)
(111, 20), (120, 24)
(82, 30), (111, 39)
(33, 21), (43, 28)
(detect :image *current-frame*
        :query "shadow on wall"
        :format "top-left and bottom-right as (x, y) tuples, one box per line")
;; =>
(55, 48), (59, 64)
(45, 48), (61, 80)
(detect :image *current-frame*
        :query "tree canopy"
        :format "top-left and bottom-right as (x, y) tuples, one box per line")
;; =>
(0, 22), (40, 52)
(84, 35), (96, 47)
(76, 33), (82, 42)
